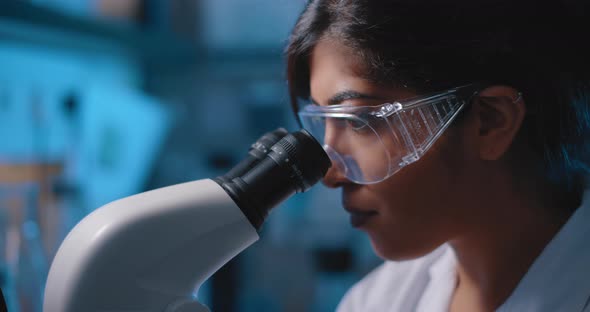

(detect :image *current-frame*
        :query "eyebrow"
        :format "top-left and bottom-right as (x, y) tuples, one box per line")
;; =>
(311, 90), (384, 105)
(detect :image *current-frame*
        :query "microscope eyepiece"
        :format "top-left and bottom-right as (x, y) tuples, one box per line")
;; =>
(249, 128), (289, 160)
(266, 130), (331, 193)
(215, 129), (331, 230)
(223, 128), (289, 181)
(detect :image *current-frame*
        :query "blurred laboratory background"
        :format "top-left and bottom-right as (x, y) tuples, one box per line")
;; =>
(0, 1), (381, 311)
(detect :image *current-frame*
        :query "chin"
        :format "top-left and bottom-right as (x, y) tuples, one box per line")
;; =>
(368, 233), (443, 261)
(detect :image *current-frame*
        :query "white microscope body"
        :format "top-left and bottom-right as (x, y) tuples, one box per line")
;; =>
(43, 129), (330, 312)
(44, 179), (254, 312)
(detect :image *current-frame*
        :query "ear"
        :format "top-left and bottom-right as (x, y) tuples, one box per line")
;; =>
(472, 85), (526, 160)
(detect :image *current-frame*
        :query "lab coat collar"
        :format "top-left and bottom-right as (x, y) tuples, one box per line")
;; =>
(498, 189), (590, 311)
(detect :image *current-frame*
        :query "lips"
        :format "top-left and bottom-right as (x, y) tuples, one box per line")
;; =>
(348, 210), (378, 228)
(343, 203), (378, 228)
(342, 190), (378, 228)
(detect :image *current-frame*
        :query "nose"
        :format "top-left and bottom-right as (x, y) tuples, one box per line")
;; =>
(321, 122), (351, 188)
(322, 160), (350, 188)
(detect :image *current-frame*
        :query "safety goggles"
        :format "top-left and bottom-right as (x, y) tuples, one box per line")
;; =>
(297, 85), (482, 184)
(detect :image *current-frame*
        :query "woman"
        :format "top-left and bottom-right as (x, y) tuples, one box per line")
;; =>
(286, 1), (590, 311)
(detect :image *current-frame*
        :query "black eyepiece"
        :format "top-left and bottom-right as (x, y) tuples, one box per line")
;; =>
(223, 128), (288, 181)
(215, 129), (331, 230)
(267, 129), (331, 193)
(249, 128), (289, 160)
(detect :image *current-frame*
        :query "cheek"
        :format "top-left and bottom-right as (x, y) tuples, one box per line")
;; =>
(365, 134), (469, 259)
(376, 133), (465, 216)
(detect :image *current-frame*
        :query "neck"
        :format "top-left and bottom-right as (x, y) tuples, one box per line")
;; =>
(449, 176), (576, 310)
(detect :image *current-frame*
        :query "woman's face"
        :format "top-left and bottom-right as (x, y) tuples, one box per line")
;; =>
(309, 38), (478, 260)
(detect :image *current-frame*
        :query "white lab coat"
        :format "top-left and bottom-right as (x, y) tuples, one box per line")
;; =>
(337, 190), (590, 312)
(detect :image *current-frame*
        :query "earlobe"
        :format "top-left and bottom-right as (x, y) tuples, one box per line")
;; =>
(475, 86), (526, 161)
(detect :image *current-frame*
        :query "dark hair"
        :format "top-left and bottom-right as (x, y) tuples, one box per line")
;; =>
(286, 0), (590, 207)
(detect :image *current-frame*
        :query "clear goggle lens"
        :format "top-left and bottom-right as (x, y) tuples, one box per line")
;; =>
(298, 112), (403, 184)
(298, 85), (475, 184)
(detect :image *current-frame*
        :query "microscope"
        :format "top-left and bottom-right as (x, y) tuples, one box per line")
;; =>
(43, 129), (331, 312)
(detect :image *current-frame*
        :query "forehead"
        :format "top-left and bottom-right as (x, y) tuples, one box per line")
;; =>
(309, 39), (368, 93)
(310, 38), (366, 76)
(309, 38), (416, 104)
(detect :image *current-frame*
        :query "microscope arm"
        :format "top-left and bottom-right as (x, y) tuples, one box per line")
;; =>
(44, 179), (258, 312)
